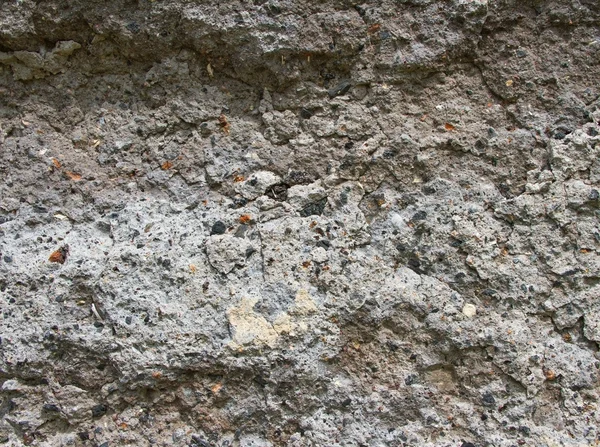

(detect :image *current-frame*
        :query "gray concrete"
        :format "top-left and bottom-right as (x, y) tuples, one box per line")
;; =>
(0, 0), (599, 445)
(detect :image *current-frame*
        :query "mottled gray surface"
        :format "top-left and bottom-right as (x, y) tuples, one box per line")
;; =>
(0, 0), (599, 446)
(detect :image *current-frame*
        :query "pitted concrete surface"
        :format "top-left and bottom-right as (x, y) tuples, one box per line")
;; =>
(1, 0), (599, 446)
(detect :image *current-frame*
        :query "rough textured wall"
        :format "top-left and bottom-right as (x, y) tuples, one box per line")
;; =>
(0, 0), (599, 446)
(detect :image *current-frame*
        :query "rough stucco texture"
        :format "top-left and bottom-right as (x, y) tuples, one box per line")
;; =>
(1, 0), (600, 446)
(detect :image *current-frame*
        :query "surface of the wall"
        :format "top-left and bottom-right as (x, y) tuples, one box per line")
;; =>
(1, 0), (599, 446)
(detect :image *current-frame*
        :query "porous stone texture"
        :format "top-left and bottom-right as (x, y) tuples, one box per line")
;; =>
(0, 0), (599, 446)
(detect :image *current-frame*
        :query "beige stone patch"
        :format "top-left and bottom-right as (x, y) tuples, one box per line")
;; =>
(293, 289), (318, 315)
(227, 291), (318, 348)
(462, 303), (477, 318)
(273, 313), (294, 335)
(425, 368), (457, 393)
(227, 297), (279, 348)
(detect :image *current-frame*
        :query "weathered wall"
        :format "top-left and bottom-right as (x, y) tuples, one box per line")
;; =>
(0, 0), (599, 446)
